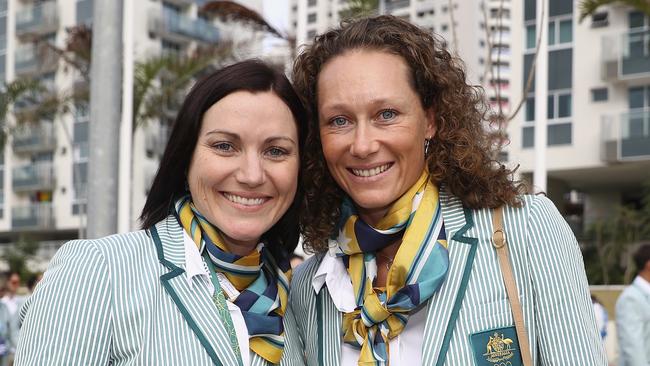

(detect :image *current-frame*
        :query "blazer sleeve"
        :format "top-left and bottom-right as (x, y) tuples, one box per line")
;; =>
(615, 291), (648, 366)
(279, 298), (306, 366)
(526, 196), (607, 365)
(15, 240), (113, 366)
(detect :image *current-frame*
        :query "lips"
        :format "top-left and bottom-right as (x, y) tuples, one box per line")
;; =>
(349, 163), (393, 177)
(222, 192), (270, 206)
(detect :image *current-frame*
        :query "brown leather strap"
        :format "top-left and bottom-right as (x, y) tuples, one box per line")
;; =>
(492, 206), (533, 366)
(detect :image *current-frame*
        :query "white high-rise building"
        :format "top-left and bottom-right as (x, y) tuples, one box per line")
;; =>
(289, 0), (514, 113)
(0, 0), (264, 271)
(506, 0), (650, 235)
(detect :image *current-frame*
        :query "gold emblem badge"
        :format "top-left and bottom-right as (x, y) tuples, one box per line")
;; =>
(483, 332), (516, 363)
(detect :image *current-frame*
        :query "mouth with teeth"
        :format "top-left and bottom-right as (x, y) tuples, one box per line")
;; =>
(222, 193), (269, 207)
(349, 163), (393, 177)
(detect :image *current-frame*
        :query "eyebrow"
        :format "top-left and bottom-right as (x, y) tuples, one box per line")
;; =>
(320, 97), (402, 113)
(205, 130), (296, 145)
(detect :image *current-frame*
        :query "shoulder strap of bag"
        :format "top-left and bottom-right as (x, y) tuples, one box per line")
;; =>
(492, 206), (533, 366)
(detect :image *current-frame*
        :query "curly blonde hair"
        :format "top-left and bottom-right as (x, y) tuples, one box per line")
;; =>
(293, 15), (523, 253)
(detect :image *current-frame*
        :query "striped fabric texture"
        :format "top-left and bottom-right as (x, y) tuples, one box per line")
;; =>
(175, 196), (292, 364)
(333, 171), (449, 365)
(15, 215), (303, 366)
(287, 190), (608, 366)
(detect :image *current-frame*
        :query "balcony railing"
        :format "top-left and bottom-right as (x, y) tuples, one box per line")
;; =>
(601, 28), (650, 82)
(12, 163), (55, 192)
(12, 203), (55, 231)
(15, 44), (58, 76)
(16, 1), (58, 37)
(385, 0), (411, 12)
(12, 123), (56, 153)
(602, 108), (650, 162)
(148, 9), (219, 44)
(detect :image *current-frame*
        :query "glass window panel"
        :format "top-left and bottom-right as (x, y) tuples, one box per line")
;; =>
(548, 21), (556, 45)
(547, 95), (555, 119)
(525, 0), (536, 21)
(629, 86), (645, 109)
(629, 11), (645, 29)
(523, 53), (535, 89)
(526, 25), (536, 49)
(550, 0), (573, 17)
(525, 97), (535, 121)
(558, 94), (571, 117)
(591, 88), (608, 102)
(548, 49), (572, 90)
(548, 123), (572, 145)
(559, 20), (572, 43)
(523, 127), (534, 148)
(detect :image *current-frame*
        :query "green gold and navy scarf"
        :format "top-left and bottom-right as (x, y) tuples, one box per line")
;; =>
(174, 195), (291, 364)
(330, 170), (449, 365)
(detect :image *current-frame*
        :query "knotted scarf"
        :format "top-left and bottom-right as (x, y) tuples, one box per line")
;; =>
(175, 195), (291, 364)
(330, 171), (449, 365)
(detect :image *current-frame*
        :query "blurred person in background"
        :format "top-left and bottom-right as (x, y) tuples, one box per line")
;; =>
(290, 15), (606, 365)
(15, 60), (307, 366)
(616, 244), (650, 366)
(592, 295), (609, 341)
(1, 273), (22, 317)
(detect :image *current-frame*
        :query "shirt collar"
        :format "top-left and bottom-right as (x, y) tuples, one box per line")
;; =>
(312, 253), (357, 312)
(182, 231), (211, 289)
(633, 275), (650, 298)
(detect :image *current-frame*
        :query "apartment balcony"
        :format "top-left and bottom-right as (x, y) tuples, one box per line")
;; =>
(148, 9), (219, 44)
(12, 123), (56, 154)
(12, 163), (55, 192)
(15, 1), (58, 39)
(601, 28), (650, 83)
(12, 203), (55, 231)
(163, 0), (194, 7)
(15, 44), (58, 77)
(601, 108), (650, 162)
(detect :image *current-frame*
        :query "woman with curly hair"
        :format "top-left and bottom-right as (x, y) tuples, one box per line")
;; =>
(289, 15), (606, 365)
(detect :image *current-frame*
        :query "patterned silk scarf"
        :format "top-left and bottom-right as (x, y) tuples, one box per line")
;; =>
(331, 171), (449, 365)
(174, 195), (292, 364)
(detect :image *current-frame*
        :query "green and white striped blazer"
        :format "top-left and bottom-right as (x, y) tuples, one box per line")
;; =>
(286, 192), (607, 365)
(15, 215), (304, 366)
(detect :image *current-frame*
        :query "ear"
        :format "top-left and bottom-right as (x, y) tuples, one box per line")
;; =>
(425, 108), (436, 139)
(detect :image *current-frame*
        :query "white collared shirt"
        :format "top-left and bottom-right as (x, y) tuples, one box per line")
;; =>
(183, 231), (251, 366)
(312, 252), (426, 365)
(633, 275), (650, 298)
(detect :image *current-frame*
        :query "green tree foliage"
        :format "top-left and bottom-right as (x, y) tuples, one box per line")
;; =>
(1, 236), (39, 279)
(579, 0), (650, 22)
(583, 181), (650, 284)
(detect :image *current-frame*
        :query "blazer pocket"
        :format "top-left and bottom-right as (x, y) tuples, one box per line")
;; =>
(462, 296), (525, 334)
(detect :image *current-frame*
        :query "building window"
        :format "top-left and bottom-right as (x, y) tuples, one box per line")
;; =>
(479, 40), (485, 47)
(629, 11), (649, 29)
(441, 24), (448, 32)
(522, 126), (534, 148)
(591, 88), (608, 102)
(525, 97), (535, 121)
(308, 0), (317, 6)
(307, 29), (316, 39)
(307, 13), (317, 23)
(547, 91), (572, 119)
(591, 12), (608, 28)
(629, 85), (650, 109)
(526, 24), (536, 49)
(548, 18), (572, 46)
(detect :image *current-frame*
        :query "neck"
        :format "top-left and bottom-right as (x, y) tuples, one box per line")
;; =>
(639, 270), (650, 283)
(358, 207), (389, 227)
(221, 235), (260, 257)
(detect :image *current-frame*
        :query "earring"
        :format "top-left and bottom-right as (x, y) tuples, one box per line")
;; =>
(424, 138), (431, 156)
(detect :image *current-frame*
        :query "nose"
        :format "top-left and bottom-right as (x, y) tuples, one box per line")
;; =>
(349, 122), (379, 158)
(235, 152), (265, 187)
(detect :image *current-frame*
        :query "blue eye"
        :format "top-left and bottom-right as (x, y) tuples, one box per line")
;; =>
(331, 117), (348, 127)
(213, 142), (233, 152)
(380, 109), (397, 120)
(267, 147), (287, 157)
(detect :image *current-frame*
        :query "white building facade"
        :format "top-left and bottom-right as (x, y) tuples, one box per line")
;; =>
(507, 0), (650, 235)
(0, 0), (266, 271)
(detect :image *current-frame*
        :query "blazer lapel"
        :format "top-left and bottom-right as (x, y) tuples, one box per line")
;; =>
(151, 216), (239, 366)
(421, 189), (479, 366)
(316, 285), (343, 366)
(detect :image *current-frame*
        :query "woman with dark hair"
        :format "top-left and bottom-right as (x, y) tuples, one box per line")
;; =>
(16, 60), (307, 366)
(289, 16), (606, 365)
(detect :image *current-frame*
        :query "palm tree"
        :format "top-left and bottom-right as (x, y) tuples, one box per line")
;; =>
(579, 0), (650, 22)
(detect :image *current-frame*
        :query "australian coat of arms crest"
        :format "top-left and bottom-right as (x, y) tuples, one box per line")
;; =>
(483, 332), (516, 363)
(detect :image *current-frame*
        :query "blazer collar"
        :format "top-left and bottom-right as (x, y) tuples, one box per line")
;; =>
(422, 187), (479, 366)
(150, 216), (236, 366)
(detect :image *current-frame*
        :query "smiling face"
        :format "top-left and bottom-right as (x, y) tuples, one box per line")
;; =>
(187, 90), (299, 255)
(317, 49), (435, 225)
